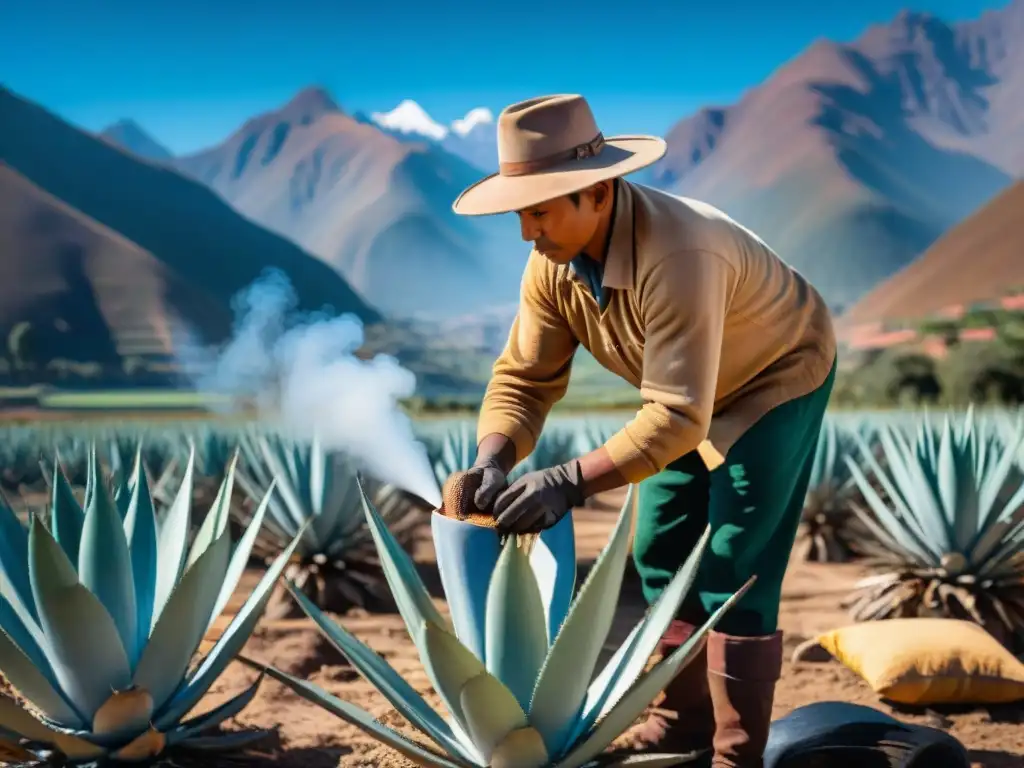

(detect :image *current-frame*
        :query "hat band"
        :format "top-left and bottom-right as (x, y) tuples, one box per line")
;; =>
(499, 132), (606, 177)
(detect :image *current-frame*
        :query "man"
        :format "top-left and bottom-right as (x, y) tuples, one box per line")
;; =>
(449, 94), (837, 767)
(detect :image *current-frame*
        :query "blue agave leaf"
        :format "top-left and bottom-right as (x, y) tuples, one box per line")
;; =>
(122, 452), (159, 668)
(287, 582), (475, 763)
(485, 537), (549, 712)
(28, 515), (132, 718)
(0, 594), (57, 695)
(556, 579), (755, 768)
(845, 433), (935, 561)
(133, 523), (232, 712)
(164, 674), (263, 745)
(322, 465), (365, 549)
(534, 513), (577, 645)
(309, 435), (327, 520)
(292, 440), (314, 515)
(358, 479), (446, 643)
(0, 627), (82, 726)
(936, 417), (968, 546)
(208, 479), (275, 625)
(256, 437), (322, 551)
(171, 729), (273, 752)
(236, 433), (274, 491)
(968, 423), (1024, 557)
(974, 487), (1024, 570)
(0, 498), (36, 623)
(430, 513), (501, 663)
(78, 445), (138, 663)
(113, 473), (132, 521)
(888, 424), (950, 552)
(153, 521), (308, 729)
(569, 526), (712, 746)
(83, 449), (95, 512)
(48, 458), (84, 569)
(248, 662), (464, 768)
(234, 465), (296, 543)
(529, 486), (635, 758)
(186, 453), (238, 570)
(308, 444), (346, 547)
(151, 448), (195, 623)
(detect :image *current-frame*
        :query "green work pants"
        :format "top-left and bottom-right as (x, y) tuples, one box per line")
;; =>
(633, 358), (836, 637)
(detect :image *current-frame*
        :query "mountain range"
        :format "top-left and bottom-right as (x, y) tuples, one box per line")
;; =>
(643, 3), (1022, 314)
(0, 86), (378, 387)
(97, 1), (1022, 323)
(3, 1), (1022, 395)
(168, 88), (520, 319)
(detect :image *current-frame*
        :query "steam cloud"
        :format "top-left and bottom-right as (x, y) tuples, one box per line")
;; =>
(179, 269), (442, 508)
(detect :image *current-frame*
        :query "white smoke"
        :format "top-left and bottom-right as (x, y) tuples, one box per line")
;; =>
(181, 269), (442, 508)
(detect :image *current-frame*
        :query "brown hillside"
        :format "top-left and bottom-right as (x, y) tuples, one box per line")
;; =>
(0, 164), (231, 385)
(0, 87), (379, 328)
(647, 4), (1021, 312)
(839, 180), (1024, 329)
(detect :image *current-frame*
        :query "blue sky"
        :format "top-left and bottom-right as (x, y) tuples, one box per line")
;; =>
(1, 0), (1006, 155)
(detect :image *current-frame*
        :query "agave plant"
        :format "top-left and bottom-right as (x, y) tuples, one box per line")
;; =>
(248, 483), (751, 768)
(233, 431), (422, 619)
(796, 419), (863, 563)
(0, 445), (304, 764)
(843, 409), (1024, 650)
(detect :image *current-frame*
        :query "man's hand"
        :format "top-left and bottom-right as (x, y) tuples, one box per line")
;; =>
(442, 455), (509, 519)
(467, 455), (508, 513)
(492, 461), (585, 535)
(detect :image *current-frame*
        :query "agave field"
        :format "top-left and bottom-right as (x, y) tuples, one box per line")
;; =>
(0, 406), (1022, 766)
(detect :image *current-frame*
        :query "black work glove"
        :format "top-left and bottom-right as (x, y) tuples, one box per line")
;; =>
(463, 455), (508, 514)
(492, 461), (585, 535)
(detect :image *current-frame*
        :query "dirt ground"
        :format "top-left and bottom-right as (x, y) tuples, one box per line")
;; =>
(188, 488), (1023, 767)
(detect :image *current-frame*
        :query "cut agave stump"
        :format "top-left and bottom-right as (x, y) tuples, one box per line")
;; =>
(439, 469), (498, 527)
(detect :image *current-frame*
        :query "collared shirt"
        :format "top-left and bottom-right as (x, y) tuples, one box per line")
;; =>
(477, 180), (837, 483)
(569, 254), (606, 311)
(568, 179), (617, 312)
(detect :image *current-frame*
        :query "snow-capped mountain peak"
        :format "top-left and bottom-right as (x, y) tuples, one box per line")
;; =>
(371, 99), (448, 140)
(370, 100), (499, 171)
(451, 107), (494, 137)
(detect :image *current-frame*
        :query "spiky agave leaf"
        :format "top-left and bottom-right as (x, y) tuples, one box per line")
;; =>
(256, 482), (752, 767)
(0, 443), (306, 764)
(233, 430), (422, 618)
(431, 498), (576, 667)
(843, 407), (1024, 650)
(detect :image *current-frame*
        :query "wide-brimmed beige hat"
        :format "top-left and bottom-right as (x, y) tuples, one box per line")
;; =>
(452, 94), (667, 216)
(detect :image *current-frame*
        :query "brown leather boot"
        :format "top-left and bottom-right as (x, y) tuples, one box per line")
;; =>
(707, 630), (783, 767)
(620, 620), (715, 757)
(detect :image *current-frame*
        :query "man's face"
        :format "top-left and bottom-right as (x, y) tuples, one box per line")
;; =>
(516, 187), (604, 264)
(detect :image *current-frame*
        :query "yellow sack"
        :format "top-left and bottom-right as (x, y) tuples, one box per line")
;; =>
(817, 618), (1024, 706)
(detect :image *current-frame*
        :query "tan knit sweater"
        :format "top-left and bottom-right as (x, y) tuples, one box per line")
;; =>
(477, 180), (836, 483)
